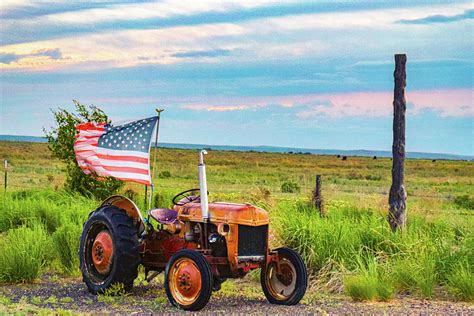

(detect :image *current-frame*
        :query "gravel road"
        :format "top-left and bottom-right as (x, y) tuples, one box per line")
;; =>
(1, 276), (472, 315)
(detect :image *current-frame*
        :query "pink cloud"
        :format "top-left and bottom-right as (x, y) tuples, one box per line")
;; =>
(180, 88), (473, 118)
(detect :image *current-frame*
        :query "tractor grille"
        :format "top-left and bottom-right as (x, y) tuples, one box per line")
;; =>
(238, 225), (268, 257)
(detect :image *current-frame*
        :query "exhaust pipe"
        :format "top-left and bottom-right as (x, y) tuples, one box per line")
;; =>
(198, 150), (209, 220)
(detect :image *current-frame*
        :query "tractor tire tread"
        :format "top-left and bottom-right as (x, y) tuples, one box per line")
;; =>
(79, 205), (140, 294)
(261, 247), (307, 305)
(164, 249), (213, 311)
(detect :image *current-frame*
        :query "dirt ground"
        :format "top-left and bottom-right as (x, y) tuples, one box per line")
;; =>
(0, 275), (473, 315)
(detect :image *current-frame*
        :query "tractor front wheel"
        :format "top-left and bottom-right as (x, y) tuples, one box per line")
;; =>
(261, 247), (307, 305)
(79, 205), (140, 294)
(164, 249), (212, 311)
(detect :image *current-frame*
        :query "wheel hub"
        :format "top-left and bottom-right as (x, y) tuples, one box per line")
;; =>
(276, 264), (294, 286)
(92, 231), (113, 274)
(266, 257), (297, 299)
(170, 258), (202, 305)
(178, 272), (192, 291)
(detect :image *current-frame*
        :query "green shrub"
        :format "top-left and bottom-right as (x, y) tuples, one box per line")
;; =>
(454, 195), (474, 210)
(153, 190), (175, 209)
(447, 261), (474, 302)
(158, 170), (171, 178)
(281, 181), (300, 193)
(52, 222), (82, 274)
(123, 188), (138, 202)
(365, 174), (383, 181)
(0, 225), (51, 283)
(44, 100), (123, 199)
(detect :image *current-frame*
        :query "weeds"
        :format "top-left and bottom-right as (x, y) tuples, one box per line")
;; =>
(281, 181), (300, 193)
(447, 260), (474, 302)
(454, 195), (474, 210)
(344, 274), (378, 301)
(275, 199), (473, 301)
(0, 224), (50, 283)
(52, 222), (81, 274)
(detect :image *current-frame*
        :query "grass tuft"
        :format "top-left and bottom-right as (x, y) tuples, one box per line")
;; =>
(0, 224), (51, 283)
(52, 222), (82, 275)
(447, 260), (474, 302)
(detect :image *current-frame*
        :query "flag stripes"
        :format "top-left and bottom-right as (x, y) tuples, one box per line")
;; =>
(73, 117), (157, 185)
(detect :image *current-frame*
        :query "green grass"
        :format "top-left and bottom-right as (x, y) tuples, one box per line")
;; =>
(274, 199), (473, 301)
(447, 260), (474, 302)
(52, 222), (82, 275)
(0, 141), (473, 302)
(0, 224), (51, 282)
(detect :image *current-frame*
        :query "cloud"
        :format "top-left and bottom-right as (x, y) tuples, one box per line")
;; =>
(172, 49), (231, 58)
(0, 48), (62, 64)
(396, 9), (474, 24)
(0, 2), (471, 71)
(0, 53), (19, 64)
(180, 89), (473, 118)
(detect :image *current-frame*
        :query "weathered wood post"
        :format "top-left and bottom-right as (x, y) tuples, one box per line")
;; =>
(313, 175), (325, 216)
(388, 54), (407, 231)
(4, 160), (7, 192)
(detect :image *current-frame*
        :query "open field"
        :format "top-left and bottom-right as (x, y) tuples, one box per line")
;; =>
(0, 141), (473, 313)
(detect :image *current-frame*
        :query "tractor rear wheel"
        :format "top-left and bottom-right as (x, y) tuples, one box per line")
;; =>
(261, 247), (307, 305)
(79, 205), (140, 294)
(164, 249), (212, 311)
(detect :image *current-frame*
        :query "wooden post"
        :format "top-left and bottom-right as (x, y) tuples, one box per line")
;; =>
(4, 160), (7, 192)
(144, 185), (148, 208)
(313, 175), (325, 216)
(388, 54), (407, 231)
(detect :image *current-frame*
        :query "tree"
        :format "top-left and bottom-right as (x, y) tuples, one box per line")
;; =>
(44, 100), (123, 199)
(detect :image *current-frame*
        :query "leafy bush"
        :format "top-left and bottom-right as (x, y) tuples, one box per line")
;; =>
(281, 181), (300, 193)
(0, 225), (51, 283)
(52, 222), (82, 274)
(44, 100), (123, 199)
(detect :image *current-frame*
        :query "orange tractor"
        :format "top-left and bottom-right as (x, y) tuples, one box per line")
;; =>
(79, 150), (307, 311)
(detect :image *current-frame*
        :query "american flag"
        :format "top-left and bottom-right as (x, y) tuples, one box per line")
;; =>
(74, 116), (158, 185)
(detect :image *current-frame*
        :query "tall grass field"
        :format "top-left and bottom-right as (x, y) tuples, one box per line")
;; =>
(0, 141), (473, 302)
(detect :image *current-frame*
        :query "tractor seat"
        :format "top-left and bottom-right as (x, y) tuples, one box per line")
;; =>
(148, 208), (178, 225)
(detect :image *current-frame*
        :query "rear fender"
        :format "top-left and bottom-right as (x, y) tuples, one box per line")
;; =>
(100, 195), (145, 234)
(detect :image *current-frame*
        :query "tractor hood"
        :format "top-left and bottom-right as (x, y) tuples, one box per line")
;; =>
(176, 202), (269, 226)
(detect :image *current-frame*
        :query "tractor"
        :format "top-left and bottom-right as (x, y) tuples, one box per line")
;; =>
(79, 150), (307, 311)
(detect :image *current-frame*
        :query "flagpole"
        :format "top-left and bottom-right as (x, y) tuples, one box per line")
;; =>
(149, 108), (164, 209)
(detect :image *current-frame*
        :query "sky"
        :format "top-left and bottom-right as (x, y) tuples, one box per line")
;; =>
(0, 1), (473, 156)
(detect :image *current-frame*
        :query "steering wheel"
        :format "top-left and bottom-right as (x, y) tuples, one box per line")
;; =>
(172, 188), (202, 206)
